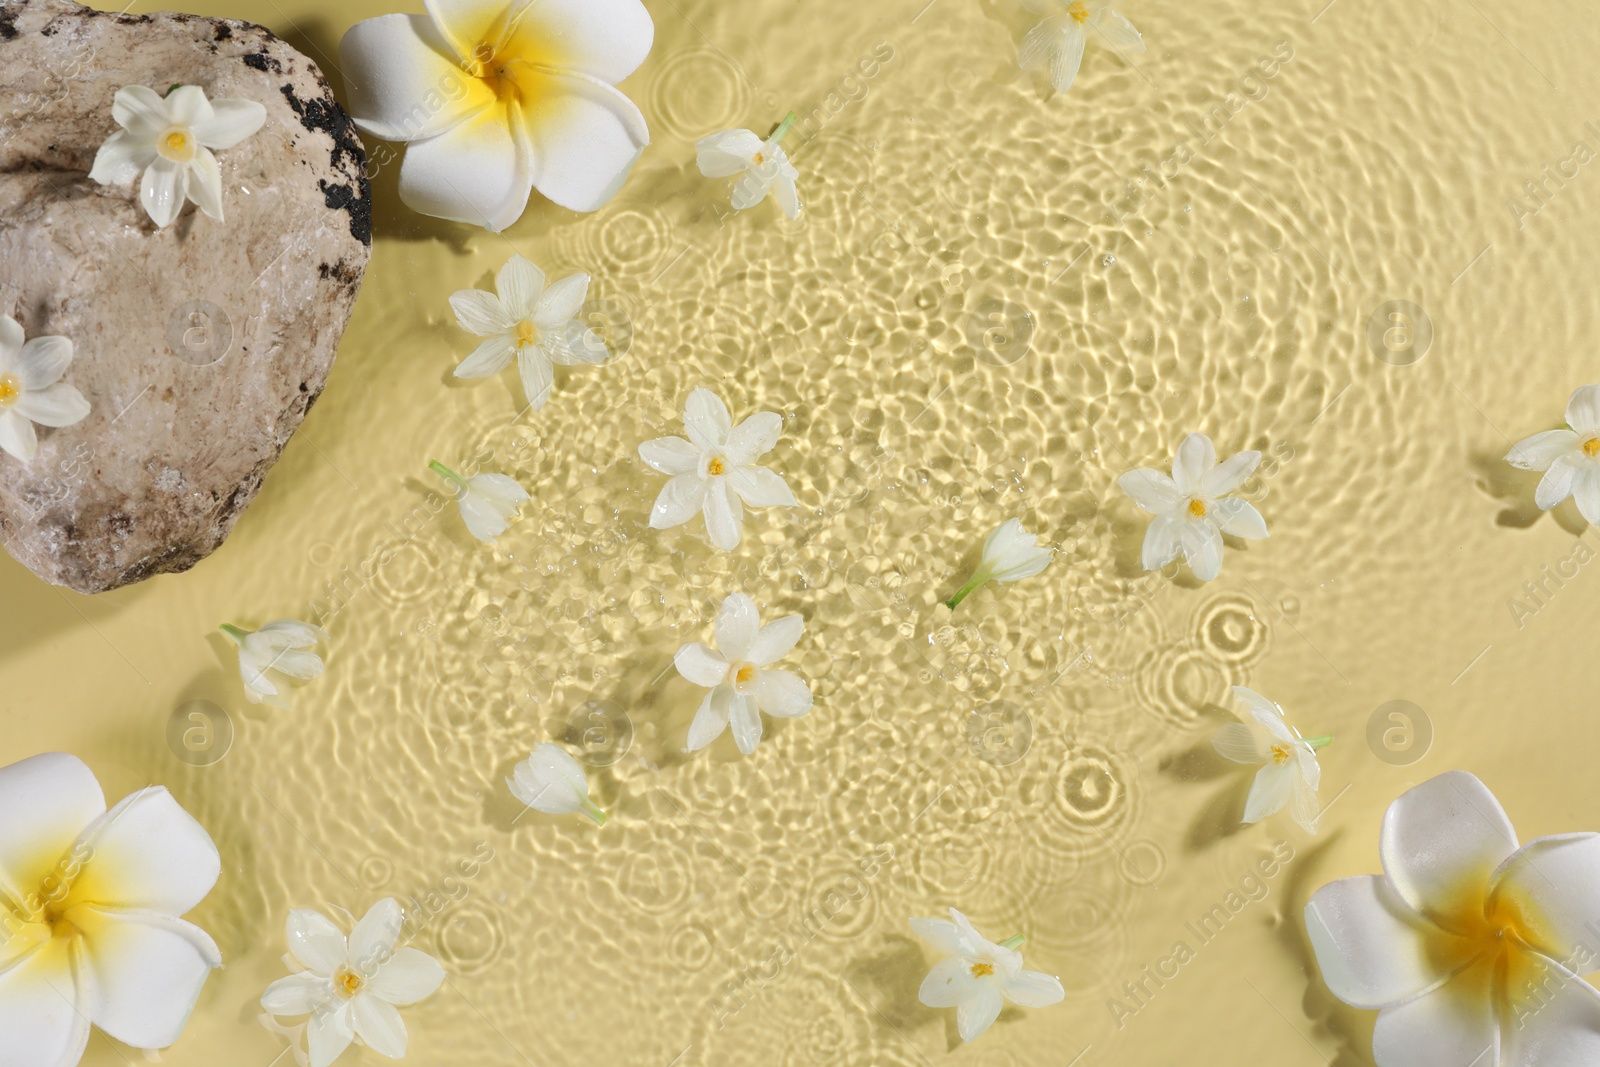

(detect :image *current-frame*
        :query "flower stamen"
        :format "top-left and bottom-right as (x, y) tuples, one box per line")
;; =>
(0, 374), (20, 406)
(1584, 437), (1600, 458)
(735, 664), (757, 685)
(158, 129), (193, 162)
(1067, 0), (1092, 23)
(707, 457), (726, 476)
(970, 961), (995, 978)
(1187, 498), (1208, 518)
(334, 967), (365, 999)
(515, 320), (538, 347)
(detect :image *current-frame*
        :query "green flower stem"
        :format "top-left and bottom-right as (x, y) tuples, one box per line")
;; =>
(1301, 734), (1334, 750)
(999, 934), (1025, 951)
(580, 797), (608, 827)
(770, 111), (797, 145)
(428, 460), (465, 490)
(945, 568), (991, 611)
(218, 623), (248, 643)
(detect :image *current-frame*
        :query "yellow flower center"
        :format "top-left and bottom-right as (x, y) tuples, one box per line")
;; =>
(1068, 0), (1092, 23)
(1187, 498), (1208, 518)
(735, 664), (757, 685)
(753, 151), (766, 165)
(334, 967), (365, 999)
(1270, 742), (1292, 766)
(707, 457), (726, 476)
(970, 961), (995, 978)
(158, 128), (194, 162)
(515, 320), (538, 346)
(1584, 437), (1600, 458)
(0, 374), (20, 406)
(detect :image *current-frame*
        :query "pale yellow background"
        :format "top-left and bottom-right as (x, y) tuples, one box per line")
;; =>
(7, 0), (1599, 1063)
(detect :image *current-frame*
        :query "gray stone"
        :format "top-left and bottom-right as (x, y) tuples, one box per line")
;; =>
(0, 0), (370, 592)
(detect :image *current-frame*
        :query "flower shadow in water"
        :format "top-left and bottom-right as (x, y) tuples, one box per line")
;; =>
(1277, 835), (1377, 1067)
(1470, 448), (1589, 533)
(1157, 703), (1258, 852)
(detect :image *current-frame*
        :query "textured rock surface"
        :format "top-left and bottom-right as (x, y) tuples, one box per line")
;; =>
(0, 0), (370, 593)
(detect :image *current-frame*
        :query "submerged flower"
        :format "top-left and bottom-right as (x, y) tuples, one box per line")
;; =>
(1211, 686), (1328, 834)
(674, 592), (811, 755)
(430, 461), (529, 542)
(1118, 432), (1266, 581)
(451, 254), (607, 411)
(1018, 0), (1145, 94)
(696, 112), (801, 219)
(339, 0), (654, 230)
(0, 315), (90, 463)
(1306, 771), (1600, 1067)
(0, 752), (222, 1066)
(640, 388), (796, 551)
(911, 908), (1064, 1042)
(946, 519), (1053, 610)
(507, 743), (606, 825)
(260, 899), (445, 1067)
(220, 618), (327, 708)
(1505, 384), (1600, 524)
(88, 84), (266, 227)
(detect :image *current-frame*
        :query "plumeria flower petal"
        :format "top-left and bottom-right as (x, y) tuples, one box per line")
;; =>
(506, 743), (607, 825)
(1506, 384), (1600, 524)
(0, 752), (222, 1067)
(89, 84), (266, 227)
(1305, 771), (1600, 1067)
(261, 899), (445, 1067)
(220, 618), (327, 709)
(430, 461), (530, 542)
(0, 315), (90, 463)
(640, 388), (796, 551)
(1211, 686), (1328, 834)
(696, 112), (802, 219)
(946, 518), (1054, 610)
(339, 0), (654, 231)
(449, 255), (608, 411)
(1118, 432), (1265, 582)
(1018, 0), (1145, 94)
(675, 592), (811, 755)
(912, 907), (1063, 1042)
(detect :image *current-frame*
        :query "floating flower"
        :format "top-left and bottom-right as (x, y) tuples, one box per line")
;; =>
(1117, 432), (1265, 581)
(339, 0), (653, 231)
(911, 907), (1064, 1042)
(507, 743), (607, 825)
(674, 592), (811, 755)
(1018, 0), (1146, 94)
(260, 899), (445, 1067)
(0, 752), (222, 1066)
(1211, 686), (1328, 834)
(429, 461), (529, 542)
(220, 619), (327, 708)
(0, 315), (90, 463)
(696, 112), (801, 219)
(1505, 384), (1600, 524)
(946, 519), (1053, 610)
(450, 254), (608, 412)
(1305, 771), (1600, 1066)
(640, 388), (796, 551)
(88, 84), (266, 228)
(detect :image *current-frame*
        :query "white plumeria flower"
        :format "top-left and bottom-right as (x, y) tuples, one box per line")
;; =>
(429, 461), (529, 542)
(88, 84), (266, 228)
(1306, 771), (1600, 1067)
(946, 518), (1053, 610)
(1505, 383), (1600, 524)
(674, 593), (812, 755)
(911, 908), (1064, 1043)
(1211, 686), (1328, 834)
(1117, 432), (1266, 581)
(0, 315), (90, 463)
(696, 113), (801, 219)
(260, 899), (445, 1067)
(220, 618), (327, 709)
(640, 388), (796, 552)
(450, 255), (608, 412)
(1018, 0), (1146, 94)
(339, 0), (653, 230)
(507, 743), (607, 825)
(0, 752), (222, 1067)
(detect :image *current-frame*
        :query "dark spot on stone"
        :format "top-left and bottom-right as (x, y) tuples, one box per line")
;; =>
(114, 13), (153, 25)
(214, 23), (233, 41)
(277, 82), (373, 246)
(318, 179), (372, 247)
(0, 12), (18, 39)
(108, 513), (134, 537)
(318, 260), (361, 287)
(243, 52), (282, 73)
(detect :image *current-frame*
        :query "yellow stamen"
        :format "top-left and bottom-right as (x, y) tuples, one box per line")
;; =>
(1187, 498), (1207, 518)
(515, 321), (538, 346)
(970, 961), (995, 978)
(707, 457), (726, 476)
(158, 129), (194, 162)
(1584, 437), (1600, 458)
(335, 968), (364, 998)
(0, 375), (19, 406)
(1270, 742), (1291, 766)
(1067, 0), (1091, 23)
(753, 152), (766, 165)
(735, 664), (756, 684)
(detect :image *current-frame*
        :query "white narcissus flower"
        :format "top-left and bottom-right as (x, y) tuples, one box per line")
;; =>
(1018, 0), (1145, 94)
(450, 255), (609, 412)
(429, 461), (530, 542)
(1211, 686), (1328, 834)
(1306, 771), (1600, 1067)
(640, 388), (796, 551)
(0, 315), (90, 463)
(1117, 432), (1266, 581)
(88, 84), (266, 228)
(507, 743), (607, 825)
(339, 0), (653, 231)
(674, 593), (812, 755)
(220, 618), (327, 709)
(260, 899), (446, 1067)
(911, 908), (1064, 1043)
(0, 752), (222, 1067)
(946, 518), (1053, 610)
(1505, 383), (1600, 524)
(696, 113), (801, 219)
